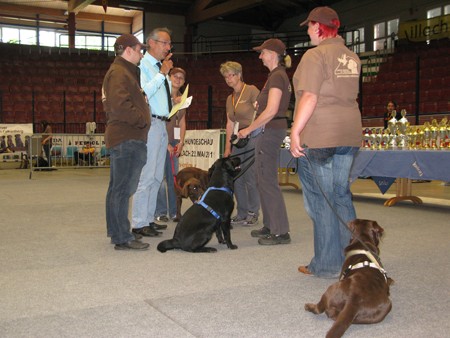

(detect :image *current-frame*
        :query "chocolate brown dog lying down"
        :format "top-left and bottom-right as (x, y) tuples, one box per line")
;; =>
(157, 157), (240, 253)
(305, 219), (394, 338)
(174, 167), (209, 222)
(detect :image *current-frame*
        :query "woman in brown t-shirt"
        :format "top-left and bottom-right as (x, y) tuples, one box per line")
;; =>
(238, 38), (292, 245)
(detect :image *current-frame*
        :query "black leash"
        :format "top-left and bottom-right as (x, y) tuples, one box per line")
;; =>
(229, 147), (256, 182)
(300, 150), (384, 268)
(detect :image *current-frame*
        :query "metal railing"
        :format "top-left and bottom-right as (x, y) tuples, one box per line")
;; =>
(28, 133), (109, 178)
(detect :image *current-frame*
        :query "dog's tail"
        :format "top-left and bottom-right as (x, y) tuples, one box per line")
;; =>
(157, 239), (178, 253)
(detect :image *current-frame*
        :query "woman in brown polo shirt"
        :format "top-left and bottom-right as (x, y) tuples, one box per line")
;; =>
(290, 7), (362, 277)
(238, 38), (292, 245)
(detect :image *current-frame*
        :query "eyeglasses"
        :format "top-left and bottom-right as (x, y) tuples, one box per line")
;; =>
(223, 73), (237, 79)
(153, 39), (173, 48)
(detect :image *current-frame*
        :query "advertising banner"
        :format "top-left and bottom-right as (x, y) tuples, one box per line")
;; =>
(398, 14), (449, 42)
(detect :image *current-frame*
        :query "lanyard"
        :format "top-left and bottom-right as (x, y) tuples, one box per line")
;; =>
(232, 83), (246, 114)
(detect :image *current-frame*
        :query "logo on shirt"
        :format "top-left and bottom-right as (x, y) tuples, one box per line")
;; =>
(335, 53), (359, 78)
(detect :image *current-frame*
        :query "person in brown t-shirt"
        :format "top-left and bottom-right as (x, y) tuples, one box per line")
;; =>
(238, 38), (292, 245)
(220, 61), (260, 227)
(290, 7), (362, 277)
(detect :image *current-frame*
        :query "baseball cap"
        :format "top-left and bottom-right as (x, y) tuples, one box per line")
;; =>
(300, 6), (340, 28)
(114, 34), (147, 51)
(253, 38), (286, 56)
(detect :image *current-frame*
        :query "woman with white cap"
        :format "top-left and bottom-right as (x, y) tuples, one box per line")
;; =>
(238, 38), (292, 245)
(290, 6), (362, 277)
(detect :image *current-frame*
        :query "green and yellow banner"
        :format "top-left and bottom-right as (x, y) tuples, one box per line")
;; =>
(398, 14), (449, 42)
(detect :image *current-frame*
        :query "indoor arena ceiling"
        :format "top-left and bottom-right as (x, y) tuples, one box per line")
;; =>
(0, 0), (346, 30)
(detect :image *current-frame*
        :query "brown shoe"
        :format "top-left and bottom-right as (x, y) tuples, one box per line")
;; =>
(114, 240), (149, 251)
(298, 265), (313, 276)
(132, 226), (162, 237)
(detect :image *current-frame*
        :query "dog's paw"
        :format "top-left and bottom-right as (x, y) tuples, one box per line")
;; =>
(229, 244), (238, 250)
(305, 303), (319, 314)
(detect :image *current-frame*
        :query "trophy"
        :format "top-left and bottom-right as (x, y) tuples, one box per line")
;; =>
(422, 122), (431, 149)
(382, 129), (390, 150)
(363, 128), (371, 148)
(396, 109), (409, 149)
(430, 119), (439, 149)
(387, 111), (398, 148)
(373, 128), (383, 150)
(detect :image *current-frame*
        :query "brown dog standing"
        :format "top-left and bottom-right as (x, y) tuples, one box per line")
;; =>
(174, 167), (209, 221)
(305, 219), (393, 338)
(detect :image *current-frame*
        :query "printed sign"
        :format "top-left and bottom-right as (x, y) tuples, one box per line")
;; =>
(179, 129), (222, 171)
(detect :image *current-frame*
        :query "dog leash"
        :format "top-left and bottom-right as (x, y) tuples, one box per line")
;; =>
(229, 148), (256, 182)
(300, 149), (384, 269)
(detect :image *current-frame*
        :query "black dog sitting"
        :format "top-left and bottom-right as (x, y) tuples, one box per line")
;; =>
(157, 156), (241, 253)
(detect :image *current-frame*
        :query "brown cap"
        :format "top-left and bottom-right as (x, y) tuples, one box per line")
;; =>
(114, 34), (147, 51)
(300, 6), (339, 28)
(169, 67), (186, 78)
(253, 38), (286, 56)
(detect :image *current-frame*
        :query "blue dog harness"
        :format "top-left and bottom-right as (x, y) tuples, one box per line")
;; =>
(195, 187), (233, 220)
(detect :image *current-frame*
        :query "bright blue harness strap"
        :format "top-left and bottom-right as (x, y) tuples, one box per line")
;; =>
(195, 187), (233, 220)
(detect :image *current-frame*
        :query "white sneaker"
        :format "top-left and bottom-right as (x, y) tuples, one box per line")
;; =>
(241, 212), (258, 226)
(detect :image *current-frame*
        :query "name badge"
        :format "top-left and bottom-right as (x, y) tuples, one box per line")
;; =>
(174, 127), (181, 140)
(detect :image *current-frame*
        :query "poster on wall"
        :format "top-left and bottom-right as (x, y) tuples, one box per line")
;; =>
(0, 123), (33, 152)
(179, 129), (222, 171)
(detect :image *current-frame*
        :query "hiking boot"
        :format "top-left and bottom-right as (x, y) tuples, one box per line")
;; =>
(258, 233), (291, 245)
(250, 226), (270, 238)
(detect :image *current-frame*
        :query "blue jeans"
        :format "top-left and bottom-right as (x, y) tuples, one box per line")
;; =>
(155, 140), (179, 218)
(231, 136), (260, 219)
(106, 140), (147, 244)
(132, 119), (168, 228)
(297, 147), (358, 277)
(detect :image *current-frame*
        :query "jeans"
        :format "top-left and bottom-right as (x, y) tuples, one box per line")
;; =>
(297, 146), (358, 277)
(231, 136), (260, 219)
(106, 140), (147, 244)
(155, 139), (179, 218)
(132, 119), (168, 228)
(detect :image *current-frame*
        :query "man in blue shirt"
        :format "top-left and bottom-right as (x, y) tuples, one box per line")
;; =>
(132, 27), (174, 237)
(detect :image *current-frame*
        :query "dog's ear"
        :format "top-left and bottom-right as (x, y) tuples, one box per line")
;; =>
(208, 163), (215, 179)
(370, 220), (384, 246)
(181, 181), (190, 198)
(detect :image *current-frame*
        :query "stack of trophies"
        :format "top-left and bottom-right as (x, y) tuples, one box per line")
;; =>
(363, 110), (449, 150)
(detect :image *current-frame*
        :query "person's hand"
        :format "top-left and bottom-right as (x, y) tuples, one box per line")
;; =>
(160, 53), (173, 75)
(175, 143), (183, 157)
(223, 149), (231, 158)
(290, 134), (305, 158)
(238, 128), (250, 139)
(168, 144), (175, 156)
(173, 95), (182, 104)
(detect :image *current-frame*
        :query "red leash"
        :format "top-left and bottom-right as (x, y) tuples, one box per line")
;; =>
(171, 145), (182, 190)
